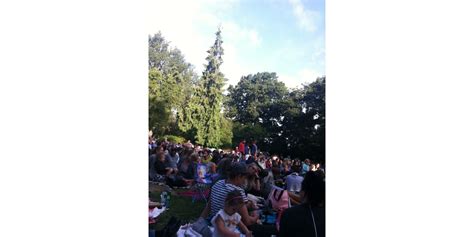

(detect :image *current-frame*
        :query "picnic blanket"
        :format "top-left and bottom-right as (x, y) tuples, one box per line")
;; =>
(149, 207), (166, 224)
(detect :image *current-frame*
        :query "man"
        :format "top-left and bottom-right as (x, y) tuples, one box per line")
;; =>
(238, 139), (246, 154)
(250, 140), (258, 158)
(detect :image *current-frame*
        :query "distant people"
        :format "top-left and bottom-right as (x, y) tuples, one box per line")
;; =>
(244, 143), (250, 156)
(165, 146), (180, 173)
(291, 159), (302, 174)
(238, 139), (246, 155)
(285, 171), (304, 193)
(282, 159), (292, 176)
(211, 190), (252, 237)
(250, 140), (258, 158)
(301, 159), (311, 175)
(154, 151), (173, 176)
(279, 171), (325, 237)
(212, 149), (222, 164)
(184, 140), (194, 149)
(202, 149), (213, 164)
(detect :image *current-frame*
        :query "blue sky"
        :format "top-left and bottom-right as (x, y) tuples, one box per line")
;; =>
(147, 0), (325, 89)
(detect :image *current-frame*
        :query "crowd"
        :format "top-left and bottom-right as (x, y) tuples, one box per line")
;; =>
(149, 136), (325, 237)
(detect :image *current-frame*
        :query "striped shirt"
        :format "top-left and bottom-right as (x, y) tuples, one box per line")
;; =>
(209, 179), (248, 218)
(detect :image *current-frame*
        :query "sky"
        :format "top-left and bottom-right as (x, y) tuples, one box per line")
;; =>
(147, 0), (325, 89)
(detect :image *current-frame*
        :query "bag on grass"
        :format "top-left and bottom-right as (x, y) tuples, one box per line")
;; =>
(268, 186), (289, 211)
(191, 217), (212, 237)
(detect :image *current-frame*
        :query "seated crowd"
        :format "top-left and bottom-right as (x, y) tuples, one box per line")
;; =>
(149, 137), (325, 237)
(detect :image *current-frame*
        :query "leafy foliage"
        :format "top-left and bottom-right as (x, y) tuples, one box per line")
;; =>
(148, 30), (325, 162)
(182, 28), (231, 148)
(225, 73), (325, 162)
(163, 135), (186, 144)
(148, 32), (197, 137)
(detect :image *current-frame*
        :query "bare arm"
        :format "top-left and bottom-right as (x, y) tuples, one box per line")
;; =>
(287, 191), (301, 205)
(200, 201), (211, 218)
(238, 221), (252, 237)
(254, 179), (260, 191)
(214, 215), (240, 237)
(239, 203), (258, 226)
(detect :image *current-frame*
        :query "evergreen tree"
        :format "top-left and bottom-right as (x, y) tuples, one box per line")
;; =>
(186, 28), (228, 147)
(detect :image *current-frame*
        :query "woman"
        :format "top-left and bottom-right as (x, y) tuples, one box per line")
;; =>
(279, 170), (325, 237)
(244, 163), (261, 197)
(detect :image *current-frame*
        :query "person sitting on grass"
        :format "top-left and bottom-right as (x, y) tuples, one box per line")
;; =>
(211, 190), (252, 237)
(154, 151), (174, 176)
(177, 153), (199, 186)
(200, 163), (259, 225)
(201, 163), (278, 237)
(165, 146), (180, 175)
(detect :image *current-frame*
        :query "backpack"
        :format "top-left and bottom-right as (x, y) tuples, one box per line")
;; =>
(268, 187), (290, 211)
(267, 186), (291, 231)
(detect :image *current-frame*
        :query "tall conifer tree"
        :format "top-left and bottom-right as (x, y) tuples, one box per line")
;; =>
(188, 28), (226, 147)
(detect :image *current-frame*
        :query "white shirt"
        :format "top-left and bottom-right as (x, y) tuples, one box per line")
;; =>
(211, 209), (242, 237)
(285, 172), (304, 193)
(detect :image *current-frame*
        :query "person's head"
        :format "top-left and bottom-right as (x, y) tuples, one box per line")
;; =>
(301, 170), (325, 206)
(228, 163), (249, 186)
(190, 153), (200, 163)
(224, 190), (245, 215)
(170, 146), (177, 156)
(304, 159), (311, 165)
(310, 163), (317, 171)
(247, 163), (259, 177)
(209, 162), (217, 174)
(291, 164), (301, 173)
(217, 158), (233, 177)
(157, 151), (166, 162)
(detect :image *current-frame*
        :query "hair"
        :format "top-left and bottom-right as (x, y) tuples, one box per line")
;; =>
(228, 164), (247, 179)
(301, 170), (325, 206)
(157, 151), (165, 160)
(217, 158), (233, 177)
(225, 190), (244, 207)
(189, 153), (200, 163)
(291, 164), (301, 173)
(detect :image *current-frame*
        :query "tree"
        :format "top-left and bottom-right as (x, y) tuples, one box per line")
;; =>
(183, 28), (230, 147)
(226, 72), (288, 124)
(148, 32), (197, 136)
(225, 72), (290, 150)
(277, 77), (325, 162)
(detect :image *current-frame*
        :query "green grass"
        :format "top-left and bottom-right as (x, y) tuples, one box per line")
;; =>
(149, 189), (206, 231)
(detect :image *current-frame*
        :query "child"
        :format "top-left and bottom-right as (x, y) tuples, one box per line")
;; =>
(211, 190), (252, 237)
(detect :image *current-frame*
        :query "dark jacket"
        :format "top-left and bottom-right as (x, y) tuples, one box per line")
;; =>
(279, 203), (325, 237)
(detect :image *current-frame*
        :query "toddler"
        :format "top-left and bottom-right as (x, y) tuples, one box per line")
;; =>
(211, 190), (252, 237)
